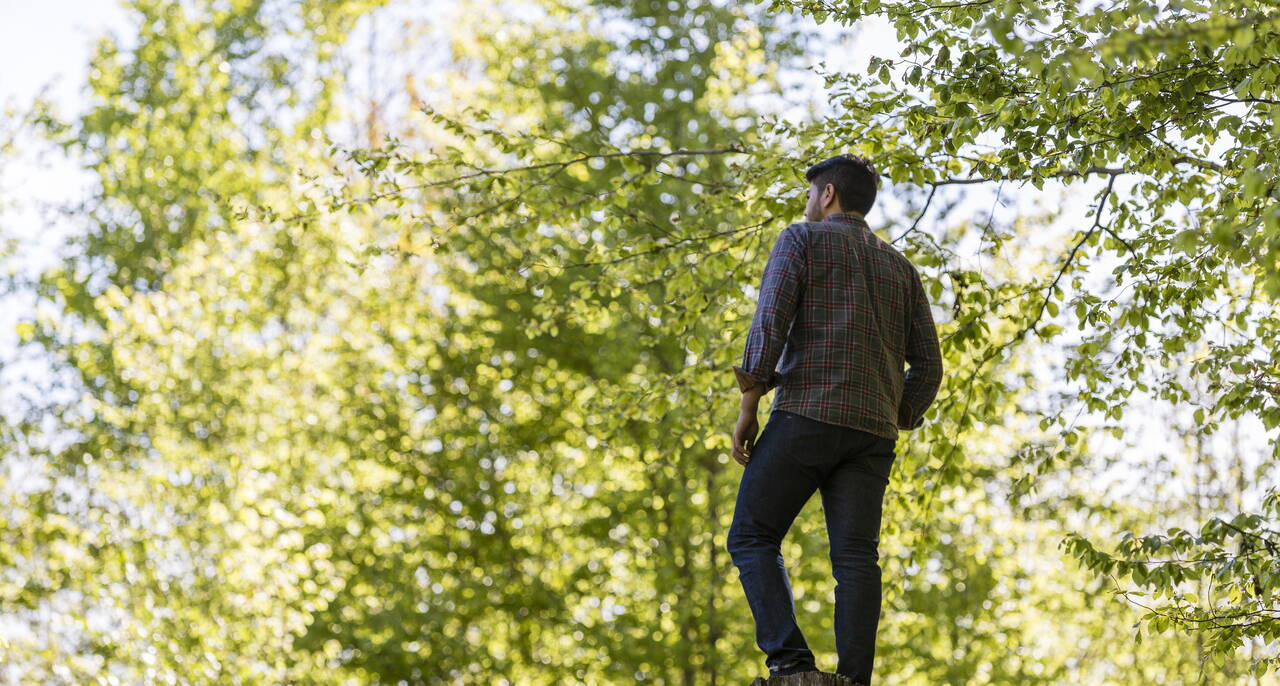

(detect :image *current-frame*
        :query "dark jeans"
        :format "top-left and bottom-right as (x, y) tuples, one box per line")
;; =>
(726, 409), (897, 685)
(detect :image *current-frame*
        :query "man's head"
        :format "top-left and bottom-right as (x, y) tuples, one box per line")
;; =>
(803, 154), (879, 222)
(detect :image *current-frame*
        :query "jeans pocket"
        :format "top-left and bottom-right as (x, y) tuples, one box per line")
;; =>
(779, 415), (841, 469)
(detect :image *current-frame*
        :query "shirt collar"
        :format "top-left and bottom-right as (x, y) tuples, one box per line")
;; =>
(823, 212), (866, 225)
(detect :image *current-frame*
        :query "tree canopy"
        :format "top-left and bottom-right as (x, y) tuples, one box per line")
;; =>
(1, 0), (1277, 683)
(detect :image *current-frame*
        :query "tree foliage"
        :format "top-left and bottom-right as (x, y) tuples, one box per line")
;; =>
(327, 0), (1280, 678)
(2, 0), (1277, 683)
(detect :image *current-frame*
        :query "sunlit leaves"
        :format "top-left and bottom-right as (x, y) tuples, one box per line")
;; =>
(8, 0), (1280, 682)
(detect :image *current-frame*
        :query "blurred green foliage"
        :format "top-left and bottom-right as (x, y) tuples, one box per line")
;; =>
(1, 0), (1277, 684)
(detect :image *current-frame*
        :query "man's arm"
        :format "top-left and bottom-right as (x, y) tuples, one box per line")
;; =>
(898, 267), (943, 429)
(733, 226), (807, 396)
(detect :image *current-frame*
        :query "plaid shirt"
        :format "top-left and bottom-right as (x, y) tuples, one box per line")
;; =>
(732, 212), (943, 440)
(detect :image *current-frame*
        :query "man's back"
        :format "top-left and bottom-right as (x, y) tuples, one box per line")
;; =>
(733, 212), (944, 440)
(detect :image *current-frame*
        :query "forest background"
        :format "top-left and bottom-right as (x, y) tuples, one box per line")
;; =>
(0, 0), (1277, 684)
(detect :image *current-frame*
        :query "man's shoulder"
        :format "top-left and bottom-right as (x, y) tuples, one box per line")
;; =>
(788, 219), (907, 256)
(782, 220), (841, 243)
(775, 222), (811, 247)
(786, 219), (834, 234)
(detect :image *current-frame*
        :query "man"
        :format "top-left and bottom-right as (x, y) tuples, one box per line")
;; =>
(726, 154), (943, 685)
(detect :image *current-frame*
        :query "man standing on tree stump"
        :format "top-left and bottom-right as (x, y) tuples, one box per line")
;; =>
(726, 154), (943, 685)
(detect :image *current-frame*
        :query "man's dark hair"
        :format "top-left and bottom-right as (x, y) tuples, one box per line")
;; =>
(804, 154), (880, 215)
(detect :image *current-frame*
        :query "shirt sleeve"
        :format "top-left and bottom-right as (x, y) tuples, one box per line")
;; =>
(898, 266), (944, 429)
(734, 226), (807, 394)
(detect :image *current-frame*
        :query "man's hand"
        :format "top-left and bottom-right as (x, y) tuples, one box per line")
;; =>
(732, 408), (760, 466)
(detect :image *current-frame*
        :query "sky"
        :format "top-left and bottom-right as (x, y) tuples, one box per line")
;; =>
(0, 1), (1271, 522)
(0, 1), (133, 431)
(0, 1), (132, 105)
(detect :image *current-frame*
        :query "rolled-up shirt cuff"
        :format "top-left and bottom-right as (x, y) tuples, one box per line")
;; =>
(733, 365), (775, 393)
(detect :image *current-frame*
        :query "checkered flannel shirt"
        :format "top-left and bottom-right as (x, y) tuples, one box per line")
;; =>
(732, 212), (943, 440)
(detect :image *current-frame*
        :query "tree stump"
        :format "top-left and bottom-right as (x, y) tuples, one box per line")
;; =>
(747, 671), (865, 686)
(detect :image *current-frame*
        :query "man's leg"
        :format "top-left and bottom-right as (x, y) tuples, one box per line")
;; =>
(821, 432), (897, 685)
(726, 411), (830, 676)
